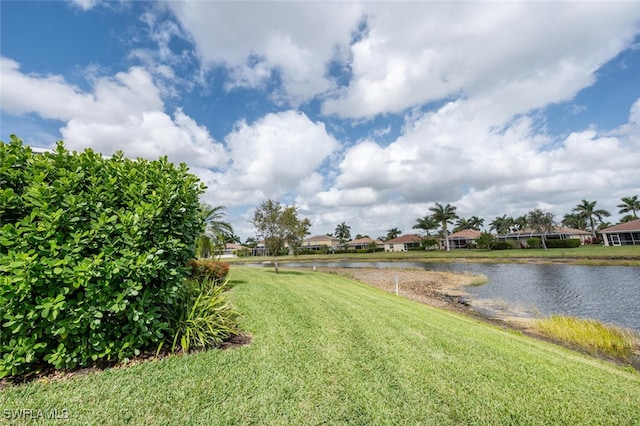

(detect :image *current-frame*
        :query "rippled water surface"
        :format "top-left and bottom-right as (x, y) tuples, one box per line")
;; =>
(271, 261), (640, 332)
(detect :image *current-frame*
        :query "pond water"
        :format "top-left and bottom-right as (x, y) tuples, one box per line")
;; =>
(267, 261), (640, 333)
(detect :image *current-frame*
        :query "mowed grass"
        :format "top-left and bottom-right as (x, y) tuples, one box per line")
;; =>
(231, 244), (640, 266)
(2, 267), (640, 425)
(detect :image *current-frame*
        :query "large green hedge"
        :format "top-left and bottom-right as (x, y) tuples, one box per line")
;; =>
(0, 136), (205, 377)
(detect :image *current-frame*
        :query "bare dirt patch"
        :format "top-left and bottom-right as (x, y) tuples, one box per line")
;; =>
(324, 267), (481, 312)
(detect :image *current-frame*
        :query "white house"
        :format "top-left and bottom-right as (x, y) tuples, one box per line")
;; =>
(600, 219), (640, 246)
(384, 234), (422, 252)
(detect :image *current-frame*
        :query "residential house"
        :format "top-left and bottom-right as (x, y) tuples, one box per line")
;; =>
(302, 235), (341, 252)
(346, 237), (384, 251)
(216, 243), (247, 258)
(600, 219), (640, 246)
(384, 234), (422, 252)
(251, 240), (268, 256)
(444, 229), (482, 249)
(499, 227), (592, 247)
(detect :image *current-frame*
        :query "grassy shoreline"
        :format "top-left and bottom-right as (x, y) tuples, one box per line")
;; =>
(2, 267), (639, 424)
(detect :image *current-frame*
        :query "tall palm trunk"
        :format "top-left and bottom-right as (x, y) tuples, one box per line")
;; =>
(443, 224), (451, 251)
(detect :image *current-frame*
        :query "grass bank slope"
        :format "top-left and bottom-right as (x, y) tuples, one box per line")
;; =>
(2, 267), (639, 425)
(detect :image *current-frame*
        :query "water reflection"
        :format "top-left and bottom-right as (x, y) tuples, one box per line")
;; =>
(269, 261), (640, 332)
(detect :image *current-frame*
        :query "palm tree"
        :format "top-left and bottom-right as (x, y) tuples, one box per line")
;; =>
(386, 227), (402, 240)
(617, 195), (640, 219)
(561, 213), (587, 230)
(527, 208), (555, 250)
(453, 217), (472, 233)
(334, 222), (351, 243)
(225, 234), (241, 244)
(598, 221), (613, 231)
(468, 216), (485, 231)
(513, 215), (527, 231)
(413, 215), (438, 236)
(572, 199), (611, 238)
(198, 203), (233, 258)
(455, 216), (484, 232)
(489, 215), (512, 235)
(429, 202), (458, 251)
(621, 215), (636, 223)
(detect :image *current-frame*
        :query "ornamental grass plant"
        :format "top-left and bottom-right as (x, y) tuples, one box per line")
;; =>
(534, 315), (640, 359)
(161, 277), (239, 354)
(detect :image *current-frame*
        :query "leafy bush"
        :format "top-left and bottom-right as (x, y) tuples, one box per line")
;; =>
(545, 239), (581, 248)
(161, 278), (238, 354)
(421, 238), (439, 249)
(187, 259), (230, 285)
(491, 241), (513, 250)
(0, 136), (205, 378)
(475, 232), (495, 249)
(526, 237), (542, 248)
(236, 248), (252, 257)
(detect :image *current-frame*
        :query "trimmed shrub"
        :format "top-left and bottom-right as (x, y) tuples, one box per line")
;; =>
(491, 241), (513, 250)
(187, 259), (230, 285)
(236, 248), (252, 257)
(546, 239), (581, 249)
(0, 137), (205, 378)
(526, 237), (542, 248)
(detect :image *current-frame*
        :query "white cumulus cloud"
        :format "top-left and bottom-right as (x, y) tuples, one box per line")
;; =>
(224, 110), (339, 196)
(0, 57), (227, 168)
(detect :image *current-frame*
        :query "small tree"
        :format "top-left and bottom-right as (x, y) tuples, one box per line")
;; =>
(251, 199), (311, 273)
(475, 232), (495, 249)
(527, 208), (555, 250)
(285, 210), (311, 258)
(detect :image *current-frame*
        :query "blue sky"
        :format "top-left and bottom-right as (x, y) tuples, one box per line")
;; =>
(1, 1), (639, 240)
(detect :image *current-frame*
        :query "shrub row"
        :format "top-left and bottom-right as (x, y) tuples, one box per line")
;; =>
(545, 239), (582, 248)
(491, 241), (514, 250)
(0, 137), (205, 378)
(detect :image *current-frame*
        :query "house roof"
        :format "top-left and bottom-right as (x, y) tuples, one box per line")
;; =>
(504, 227), (591, 237)
(347, 237), (383, 245)
(554, 227), (592, 235)
(384, 234), (422, 244)
(600, 218), (640, 233)
(303, 235), (340, 245)
(447, 229), (482, 239)
(304, 235), (338, 241)
(225, 243), (245, 250)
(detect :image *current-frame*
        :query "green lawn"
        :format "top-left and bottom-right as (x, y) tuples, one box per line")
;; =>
(231, 244), (640, 265)
(2, 267), (639, 424)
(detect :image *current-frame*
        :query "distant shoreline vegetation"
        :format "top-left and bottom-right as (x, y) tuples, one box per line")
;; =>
(228, 245), (640, 267)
